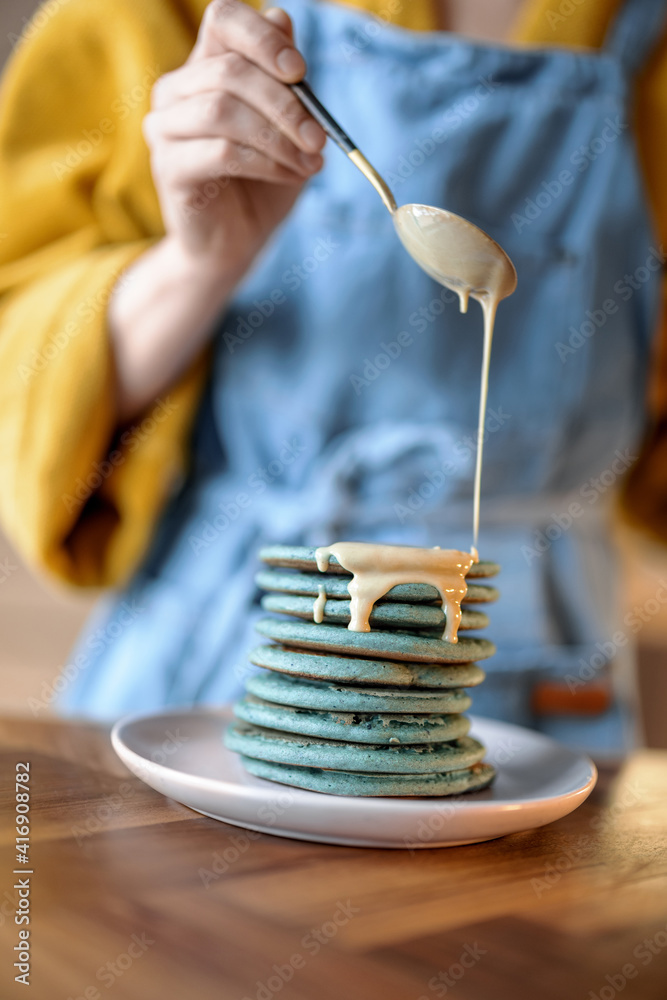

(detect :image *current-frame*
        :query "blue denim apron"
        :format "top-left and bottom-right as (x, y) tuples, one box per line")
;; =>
(59, 0), (664, 752)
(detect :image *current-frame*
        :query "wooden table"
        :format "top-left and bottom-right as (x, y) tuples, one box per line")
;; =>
(0, 717), (666, 1000)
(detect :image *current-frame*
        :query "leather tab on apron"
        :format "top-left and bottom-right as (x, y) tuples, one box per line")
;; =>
(531, 679), (613, 717)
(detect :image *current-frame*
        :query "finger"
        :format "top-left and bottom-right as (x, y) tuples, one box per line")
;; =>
(190, 0), (306, 82)
(145, 93), (323, 176)
(151, 55), (326, 153)
(158, 136), (307, 189)
(262, 7), (294, 41)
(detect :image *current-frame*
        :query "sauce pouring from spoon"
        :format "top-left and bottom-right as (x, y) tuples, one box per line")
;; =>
(291, 80), (518, 551)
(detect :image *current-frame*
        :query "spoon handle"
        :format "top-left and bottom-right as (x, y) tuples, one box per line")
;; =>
(290, 80), (398, 213)
(290, 80), (356, 154)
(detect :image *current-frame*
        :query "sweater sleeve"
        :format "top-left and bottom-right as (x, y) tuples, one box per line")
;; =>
(618, 34), (667, 541)
(0, 0), (210, 588)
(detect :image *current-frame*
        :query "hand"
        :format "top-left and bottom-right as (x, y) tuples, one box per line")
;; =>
(109, 2), (326, 421)
(142, 1), (326, 269)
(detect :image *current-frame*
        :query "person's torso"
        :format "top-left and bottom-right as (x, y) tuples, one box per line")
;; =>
(61, 0), (664, 732)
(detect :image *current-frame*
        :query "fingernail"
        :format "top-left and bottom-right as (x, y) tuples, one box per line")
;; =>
(299, 118), (325, 152)
(276, 47), (305, 77)
(299, 150), (322, 172)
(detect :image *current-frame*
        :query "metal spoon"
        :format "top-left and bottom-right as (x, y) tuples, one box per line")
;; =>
(291, 80), (518, 307)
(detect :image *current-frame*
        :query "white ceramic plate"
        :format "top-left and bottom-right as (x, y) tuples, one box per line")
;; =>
(111, 708), (597, 849)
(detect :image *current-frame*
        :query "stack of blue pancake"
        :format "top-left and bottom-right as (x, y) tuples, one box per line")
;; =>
(224, 546), (499, 797)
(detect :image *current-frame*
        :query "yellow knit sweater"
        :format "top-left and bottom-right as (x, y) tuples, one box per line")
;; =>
(0, 0), (665, 587)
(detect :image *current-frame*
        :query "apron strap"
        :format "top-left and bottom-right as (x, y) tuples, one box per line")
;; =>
(604, 0), (667, 77)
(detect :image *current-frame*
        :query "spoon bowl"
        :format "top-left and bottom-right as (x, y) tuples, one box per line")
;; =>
(393, 203), (518, 309)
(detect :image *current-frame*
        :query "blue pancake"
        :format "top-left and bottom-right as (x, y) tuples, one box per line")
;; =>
(255, 569), (499, 604)
(260, 594), (489, 632)
(255, 617), (496, 664)
(246, 670), (472, 713)
(240, 755), (496, 797)
(259, 545), (500, 579)
(248, 645), (487, 688)
(234, 694), (471, 744)
(224, 721), (487, 773)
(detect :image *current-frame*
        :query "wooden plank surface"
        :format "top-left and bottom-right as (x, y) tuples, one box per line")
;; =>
(0, 717), (666, 1000)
